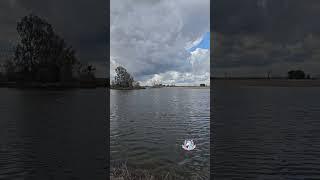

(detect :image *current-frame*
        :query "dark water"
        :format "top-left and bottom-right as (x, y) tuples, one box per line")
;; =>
(0, 88), (107, 180)
(213, 85), (320, 179)
(110, 88), (210, 179)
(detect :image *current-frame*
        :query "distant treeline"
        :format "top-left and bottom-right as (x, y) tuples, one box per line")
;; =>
(211, 70), (315, 80)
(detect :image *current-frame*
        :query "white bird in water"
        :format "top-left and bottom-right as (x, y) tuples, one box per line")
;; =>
(182, 139), (196, 151)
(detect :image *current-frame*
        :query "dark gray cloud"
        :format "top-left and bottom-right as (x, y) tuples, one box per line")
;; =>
(111, 0), (210, 85)
(0, 0), (107, 77)
(214, 0), (320, 39)
(213, 0), (320, 77)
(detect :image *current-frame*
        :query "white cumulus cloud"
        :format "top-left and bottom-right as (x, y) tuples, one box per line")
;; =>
(110, 0), (210, 85)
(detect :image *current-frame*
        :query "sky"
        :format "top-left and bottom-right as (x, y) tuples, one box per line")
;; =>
(110, 0), (210, 86)
(0, 0), (107, 77)
(3, 1), (320, 80)
(213, 0), (320, 78)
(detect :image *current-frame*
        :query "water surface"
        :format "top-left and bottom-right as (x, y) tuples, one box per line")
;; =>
(110, 88), (210, 179)
(0, 88), (107, 179)
(213, 85), (320, 179)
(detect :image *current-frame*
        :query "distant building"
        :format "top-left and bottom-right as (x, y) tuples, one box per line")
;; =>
(200, 84), (206, 87)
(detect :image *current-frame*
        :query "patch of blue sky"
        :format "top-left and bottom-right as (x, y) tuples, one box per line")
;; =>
(187, 31), (210, 52)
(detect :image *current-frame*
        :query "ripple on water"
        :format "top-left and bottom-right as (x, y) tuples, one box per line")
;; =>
(213, 86), (320, 179)
(110, 88), (210, 178)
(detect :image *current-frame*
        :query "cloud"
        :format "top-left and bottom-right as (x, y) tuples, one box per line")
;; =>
(212, 0), (320, 77)
(187, 32), (210, 52)
(140, 47), (210, 86)
(111, 0), (210, 85)
(213, 32), (320, 77)
(190, 48), (210, 75)
(185, 36), (204, 51)
(143, 71), (210, 86)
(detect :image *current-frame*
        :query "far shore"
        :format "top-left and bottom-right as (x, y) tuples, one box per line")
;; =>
(110, 86), (146, 90)
(160, 86), (209, 89)
(0, 81), (108, 89)
(111, 86), (209, 90)
(212, 78), (320, 87)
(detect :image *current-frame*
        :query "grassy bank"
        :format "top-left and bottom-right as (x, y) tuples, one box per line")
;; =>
(110, 163), (204, 180)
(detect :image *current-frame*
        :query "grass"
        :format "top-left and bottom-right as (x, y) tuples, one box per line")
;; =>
(110, 162), (206, 180)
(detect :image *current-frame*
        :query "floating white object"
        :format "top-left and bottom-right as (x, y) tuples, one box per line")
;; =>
(182, 139), (196, 151)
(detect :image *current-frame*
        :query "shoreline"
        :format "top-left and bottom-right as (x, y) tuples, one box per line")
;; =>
(5, 79), (318, 88)
(111, 86), (209, 90)
(110, 87), (146, 90)
(0, 81), (108, 89)
(212, 79), (320, 87)
(164, 86), (210, 89)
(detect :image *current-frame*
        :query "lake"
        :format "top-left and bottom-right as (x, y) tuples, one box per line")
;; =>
(213, 83), (320, 179)
(0, 88), (107, 180)
(110, 88), (210, 179)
